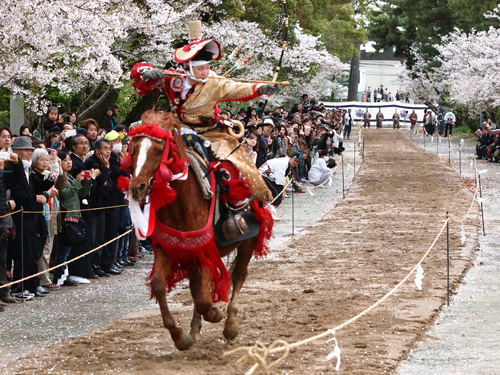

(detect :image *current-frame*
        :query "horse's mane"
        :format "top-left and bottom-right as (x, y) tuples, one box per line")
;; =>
(139, 110), (187, 158)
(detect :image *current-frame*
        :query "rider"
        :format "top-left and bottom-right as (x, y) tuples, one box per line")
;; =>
(130, 20), (276, 202)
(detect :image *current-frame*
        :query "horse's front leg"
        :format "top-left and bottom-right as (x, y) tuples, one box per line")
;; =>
(151, 249), (193, 351)
(223, 239), (255, 340)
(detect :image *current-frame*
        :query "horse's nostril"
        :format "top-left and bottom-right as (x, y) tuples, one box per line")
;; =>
(137, 183), (147, 193)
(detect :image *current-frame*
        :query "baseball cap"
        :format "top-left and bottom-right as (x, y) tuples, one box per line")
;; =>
(105, 130), (125, 141)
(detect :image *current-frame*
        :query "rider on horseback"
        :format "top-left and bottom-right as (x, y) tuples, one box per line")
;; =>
(130, 20), (275, 203)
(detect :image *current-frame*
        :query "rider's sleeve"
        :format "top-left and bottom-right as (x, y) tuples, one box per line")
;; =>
(130, 62), (173, 97)
(213, 75), (267, 103)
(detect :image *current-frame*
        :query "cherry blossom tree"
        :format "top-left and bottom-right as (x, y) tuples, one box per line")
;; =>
(0, 0), (344, 116)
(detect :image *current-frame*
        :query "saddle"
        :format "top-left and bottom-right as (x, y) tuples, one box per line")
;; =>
(182, 134), (260, 246)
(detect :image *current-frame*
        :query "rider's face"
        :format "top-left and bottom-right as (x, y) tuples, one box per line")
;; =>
(192, 64), (210, 79)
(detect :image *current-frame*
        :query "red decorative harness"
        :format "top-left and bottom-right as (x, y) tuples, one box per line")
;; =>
(120, 124), (230, 302)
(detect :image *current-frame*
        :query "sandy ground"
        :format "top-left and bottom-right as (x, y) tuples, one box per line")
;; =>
(1, 129), (479, 374)
(399, 129), (500, 374)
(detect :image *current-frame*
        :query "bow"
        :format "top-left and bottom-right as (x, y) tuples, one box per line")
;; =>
(259, 0), (289, 118)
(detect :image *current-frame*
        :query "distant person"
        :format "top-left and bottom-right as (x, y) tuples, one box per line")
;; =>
(392, 109), (400, 129)
(376, 108), (384, 128)
(444, 109), (456, 137)
(363, 109), (371, 128)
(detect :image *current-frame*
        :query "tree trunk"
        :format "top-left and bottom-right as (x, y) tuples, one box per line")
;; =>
(76, 81), (106, 117)
(347, 44), (360, 101)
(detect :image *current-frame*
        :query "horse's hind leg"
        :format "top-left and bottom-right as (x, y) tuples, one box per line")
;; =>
(151, 249), (193, 351)
(189, 266), (223, 324)
(189, 307), (203, 343)
(223, 239), (255, 340)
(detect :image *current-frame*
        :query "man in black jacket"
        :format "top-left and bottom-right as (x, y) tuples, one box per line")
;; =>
(8, 137), (58, 298)
(84, 138), (116, 276)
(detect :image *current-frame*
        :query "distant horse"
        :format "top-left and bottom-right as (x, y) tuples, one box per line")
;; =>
(121, 110), (272, 350)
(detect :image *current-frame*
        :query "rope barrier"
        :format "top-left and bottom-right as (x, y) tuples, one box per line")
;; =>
(22, 203), (128, 215)
(0, 229), (132, 291)
(225, 131), (482, 375)
(224, 219), (451, 374)
(0, 209), (22, 220)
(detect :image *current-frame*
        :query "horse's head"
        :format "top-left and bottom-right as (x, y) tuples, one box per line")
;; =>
(122, 111), (187, 205)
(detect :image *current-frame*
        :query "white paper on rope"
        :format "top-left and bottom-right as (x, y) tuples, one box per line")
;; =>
(470, 160), (474, 168)
(347, 163), (353, 170)
(326, 330), (341, 372)
(328, 176), (333, 186)
(307, 189), (314, 196)
(460, 223), (466, 244)
(414, 265), (424, 290)
(431, 136), (434, 143)
(478, 169), (488, 175)
(460, 139), (465, 149)
(475, 196), (486, 205)
(439, 137), (442, 143)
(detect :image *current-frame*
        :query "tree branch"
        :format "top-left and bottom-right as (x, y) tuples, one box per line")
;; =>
(76, 80), (106, 116)
(78, 84), (114, 120)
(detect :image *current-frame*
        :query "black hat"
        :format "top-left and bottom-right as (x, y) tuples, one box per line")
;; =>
(76, 127), (87, 136)
(192, 49), (214, 61)
(290, 151), (301, 159)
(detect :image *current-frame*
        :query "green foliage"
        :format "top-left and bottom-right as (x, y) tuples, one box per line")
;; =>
(297, 0), (367, 60)
(368, 0), (499, 69)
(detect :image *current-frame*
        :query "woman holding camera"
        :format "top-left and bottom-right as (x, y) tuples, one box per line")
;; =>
(53, 150), (98, 286)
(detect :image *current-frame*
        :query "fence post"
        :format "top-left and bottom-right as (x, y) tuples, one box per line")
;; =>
(446, 211), (450, 307)
(20, 207), (25, 302)
(478, 174), (486, 236)
(353, 140), (356, 179)
(342, 154), (345, 199)
(362, 136), (365, 160)
(292, 185), (295, 236)
(448, 135), (451, 165)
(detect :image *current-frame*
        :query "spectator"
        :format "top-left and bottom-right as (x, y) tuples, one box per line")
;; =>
(101, 107), (116, 132)
(66, 134), (90, 177)
(53, 150), (97, 286)
(68, 112), (78, 127)
(444, 109), (456, 137)
(259, 151), (301, 206)
(8, 137), (58, 299)
(81, 119), (99, 151)
(344, 109), (353, 140)
(43, 106), (60, 137)
(34, 149), (61, 291)
(0, 126), (13, 151)
(84, 138), (113, 277)
(0, 150), (21, 305)
(308, 150), (334, 185)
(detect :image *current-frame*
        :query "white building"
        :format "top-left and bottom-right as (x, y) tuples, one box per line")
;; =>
(359, 43), (403, 102)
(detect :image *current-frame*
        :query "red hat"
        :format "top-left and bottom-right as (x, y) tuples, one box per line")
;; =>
(174, 20), (222, 64)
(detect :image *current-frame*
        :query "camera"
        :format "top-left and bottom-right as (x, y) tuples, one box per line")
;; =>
(82, 170), (91, 178)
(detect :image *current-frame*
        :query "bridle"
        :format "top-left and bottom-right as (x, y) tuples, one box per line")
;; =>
(120, 123), (189, 239)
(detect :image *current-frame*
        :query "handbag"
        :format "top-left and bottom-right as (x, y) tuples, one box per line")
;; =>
(62, 219), (88, 244)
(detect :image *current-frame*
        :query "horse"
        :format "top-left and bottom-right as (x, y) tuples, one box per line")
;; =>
(121, 110), (273, 351)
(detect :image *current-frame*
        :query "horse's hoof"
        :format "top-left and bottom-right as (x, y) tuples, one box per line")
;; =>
(174, 333), (194, 351)
(205, 306), (223, 323)
(223, 327), (239, 341)
(190, 332), (202, 343)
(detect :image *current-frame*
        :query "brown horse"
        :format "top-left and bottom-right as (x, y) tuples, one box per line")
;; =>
(124, 111), (271, 351)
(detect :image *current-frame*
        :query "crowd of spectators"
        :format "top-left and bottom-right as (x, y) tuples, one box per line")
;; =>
(0, 106), (153, 310)
(475, 118), (500, 163)
(0, 94), (354, 310)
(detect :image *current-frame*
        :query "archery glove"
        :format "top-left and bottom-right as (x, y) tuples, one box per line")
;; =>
(260, 84), (279, 96)
(142, 68), (165, 80)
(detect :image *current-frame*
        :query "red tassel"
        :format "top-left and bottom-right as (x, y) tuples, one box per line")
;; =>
(150, 181), (177, 208)
(116, 175), (130, 192)
(250, 201), (274, 259)
(147, 236), (230, 303)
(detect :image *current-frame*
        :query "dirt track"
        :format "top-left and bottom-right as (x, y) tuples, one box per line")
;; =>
(3, 129), (479, 375)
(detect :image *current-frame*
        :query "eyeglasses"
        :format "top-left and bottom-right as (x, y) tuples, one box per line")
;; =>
(77, 141), (89, 146)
